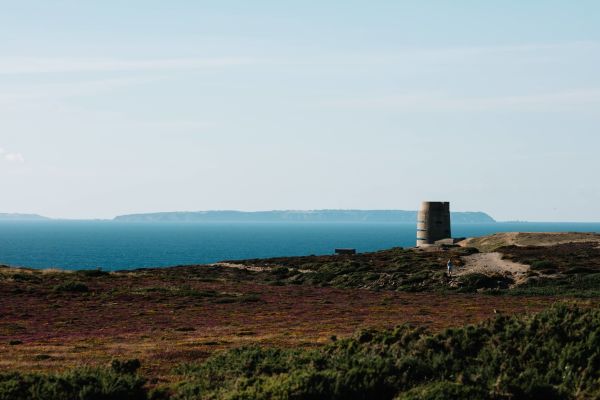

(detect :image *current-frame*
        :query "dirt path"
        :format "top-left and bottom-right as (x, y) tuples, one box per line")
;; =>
(212, 262), (313, 274)
(458, 252), (529, 285)
(211, 262), (273, 272)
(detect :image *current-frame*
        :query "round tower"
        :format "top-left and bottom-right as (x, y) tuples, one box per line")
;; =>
(416, 201), (451, 247)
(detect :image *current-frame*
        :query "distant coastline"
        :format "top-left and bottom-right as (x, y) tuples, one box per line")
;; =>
(0, 213), (49, 221)
(0, 210), (497, 224)
(113, 210), (496, 224)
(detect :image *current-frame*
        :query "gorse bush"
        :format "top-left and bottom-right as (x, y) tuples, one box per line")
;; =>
(110, 359), (141, 375)
(76, 269), (109, 277)
(0, 366), (147, 400)
(53, 280), (89, 293)
(530, 260), (555, 271)
(455, 273), (512, 292)
(172, 305), (600, 399)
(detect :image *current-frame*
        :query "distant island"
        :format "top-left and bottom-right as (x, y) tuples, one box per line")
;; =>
(0, 213), (49, 221)
(114, 210), (496, 224)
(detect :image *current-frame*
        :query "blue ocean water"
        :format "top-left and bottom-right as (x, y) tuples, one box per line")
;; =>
(0, 221), (599, 271)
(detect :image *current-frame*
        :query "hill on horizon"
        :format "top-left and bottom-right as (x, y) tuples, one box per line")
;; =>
(114, 209), (496, 224)
(0, 213), (49, 221)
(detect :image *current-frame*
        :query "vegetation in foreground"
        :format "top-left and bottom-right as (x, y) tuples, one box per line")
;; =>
(1, 260), (555, 379)
(1, 305), (598, 399)
(2, 234), (599, 392)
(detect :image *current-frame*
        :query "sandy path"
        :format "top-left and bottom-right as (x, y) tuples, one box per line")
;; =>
(211, 262), (272, 272)
(212, 262), (313, 274)
(458, 252), (529, 285)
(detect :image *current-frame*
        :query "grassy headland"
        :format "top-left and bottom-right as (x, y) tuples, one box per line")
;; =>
(1, 232), (599, 398)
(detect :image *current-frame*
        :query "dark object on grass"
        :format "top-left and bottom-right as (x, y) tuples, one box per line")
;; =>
(52, 281), (89, 293)
(335, 248), (356, 255)
(76, 268), (109, 277)
(457, 273), (513, 292)
(111, 359), (141, 374)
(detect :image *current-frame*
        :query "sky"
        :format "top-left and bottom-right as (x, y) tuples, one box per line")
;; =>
(1, 1), (599, 221)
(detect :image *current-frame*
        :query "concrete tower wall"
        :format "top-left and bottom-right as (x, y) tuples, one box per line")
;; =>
(416, 201), (451, 247)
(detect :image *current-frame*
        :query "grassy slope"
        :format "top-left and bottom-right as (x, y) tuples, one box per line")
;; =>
(1, 237), (600, 398)
(0, 261), (559, 380)
(228, 243), (600, 296)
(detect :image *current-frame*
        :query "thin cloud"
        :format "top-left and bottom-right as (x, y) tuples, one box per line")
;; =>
(4, 153), (25, 163)
(324, 89), (600, 113)
(284, 41), (600, 67)
(0, 147), (25, 163)
(0, 57), (260, 75)
(395, 41), (599, 60)
(0, 77), (154, 109)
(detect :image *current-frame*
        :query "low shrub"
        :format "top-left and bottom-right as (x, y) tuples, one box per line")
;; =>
(170, 305), (600, 399)
(76, 269), (109, 277)
(0, 366), (147, 400)
(457, 273), (512, 292)
(238, 294), (262, 303)
(11, 273), (41, 283)
(395, 381), (487, 400)
(53, 281), (89, 293)
(530, 260), (554, 271)
(564, 266), (595, 274)
(270, 266), (291, 277)
(111, 359), (141, 374)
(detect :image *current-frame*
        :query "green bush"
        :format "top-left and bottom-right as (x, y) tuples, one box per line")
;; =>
(53, 281), (89, 293)
(457, 273), (512, 292)
(270, 266), (291, 277)
(0, 367), (147, 400)
(76, 269), (109, 277)
(395, 382), (487, 400)
(11, 273), (41, 282)
(170, 305), (600, 399)
(530, 260), (555, 271)
(110, 359), (141, 375)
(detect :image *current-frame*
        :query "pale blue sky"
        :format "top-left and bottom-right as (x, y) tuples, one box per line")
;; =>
(1, 1), (599, 221)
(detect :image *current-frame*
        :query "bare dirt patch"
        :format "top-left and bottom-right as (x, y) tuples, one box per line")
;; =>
(211, 262), (272, 273)
(459, 252), (529, 286)
(212, 262), (313, 274)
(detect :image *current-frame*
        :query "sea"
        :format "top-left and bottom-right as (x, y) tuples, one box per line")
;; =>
(0, 221), (599, 271)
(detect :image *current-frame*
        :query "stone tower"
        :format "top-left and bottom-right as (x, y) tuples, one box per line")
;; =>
(416, 201), (451, 247)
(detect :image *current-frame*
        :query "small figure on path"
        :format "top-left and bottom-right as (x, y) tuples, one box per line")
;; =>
(447, 259), (454, 278)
